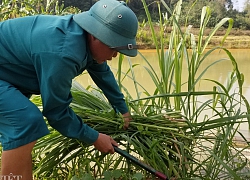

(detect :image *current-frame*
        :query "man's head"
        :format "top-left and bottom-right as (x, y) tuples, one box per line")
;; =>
(73, 0), (138, 57)
(87, 33), (118, 64)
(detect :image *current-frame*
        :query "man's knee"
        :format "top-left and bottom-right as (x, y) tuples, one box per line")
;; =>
(0, 107), (49, 151)
(23, 109), (45, 129)
(3, 140), (36, 153)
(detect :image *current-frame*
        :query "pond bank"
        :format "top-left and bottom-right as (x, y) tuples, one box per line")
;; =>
(137, 27), (250, 49)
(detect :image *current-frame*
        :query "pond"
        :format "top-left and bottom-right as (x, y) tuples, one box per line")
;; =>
(75, 49), (250, 140)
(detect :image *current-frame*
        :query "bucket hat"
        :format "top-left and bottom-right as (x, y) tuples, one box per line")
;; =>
(73, 0), (138, 57)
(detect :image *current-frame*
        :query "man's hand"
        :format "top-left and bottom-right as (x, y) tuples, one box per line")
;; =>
(122, 112), (132, 129)
(93, 133), (119, 154)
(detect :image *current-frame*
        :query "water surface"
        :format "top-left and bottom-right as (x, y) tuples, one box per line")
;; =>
(76, 49), (250, 139)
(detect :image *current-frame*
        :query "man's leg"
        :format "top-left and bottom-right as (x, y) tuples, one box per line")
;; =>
(1, 141), (36, 180)
(0, 80), (50, 179)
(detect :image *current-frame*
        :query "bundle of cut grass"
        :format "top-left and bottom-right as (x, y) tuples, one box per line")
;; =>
(33, 81), (250, 180)
(32, 81), (192, 179)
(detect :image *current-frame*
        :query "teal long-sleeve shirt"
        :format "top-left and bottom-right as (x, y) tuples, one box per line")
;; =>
(0, 15), (128, 144)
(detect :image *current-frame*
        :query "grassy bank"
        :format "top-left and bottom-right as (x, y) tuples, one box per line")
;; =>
(197, 28), (250, 49)
(137, 26), (250, 49)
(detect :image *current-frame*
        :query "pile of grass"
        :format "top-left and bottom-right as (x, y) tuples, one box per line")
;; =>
(32, 81), (250, 180)
(32, 81), (192, 179)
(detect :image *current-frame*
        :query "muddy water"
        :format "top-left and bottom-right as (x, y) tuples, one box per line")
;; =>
(75, 49), (250, 140)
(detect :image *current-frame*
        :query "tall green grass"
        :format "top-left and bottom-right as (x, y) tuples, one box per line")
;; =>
(0, 0), (80, 20)
(114, 0), (250, 179)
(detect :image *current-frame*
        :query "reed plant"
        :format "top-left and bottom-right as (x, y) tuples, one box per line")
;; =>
(111, 0), (250, 179)
(0, 0), (80, 20)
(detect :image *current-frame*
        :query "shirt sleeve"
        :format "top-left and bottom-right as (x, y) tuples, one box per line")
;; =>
(33, 52), (99, 144)
(87, 61), (128, 114)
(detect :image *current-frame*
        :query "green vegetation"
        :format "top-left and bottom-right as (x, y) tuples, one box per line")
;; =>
(60, 0), (250, 30)
(1, 0), (250, 48)
(50, 0), (250, 30)
(0, 0), (81, 19)
(1, 0), (250, 179)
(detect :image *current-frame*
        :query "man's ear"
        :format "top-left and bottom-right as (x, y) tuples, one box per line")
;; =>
(88, 34), (97, 41)
(92, 35), (97, 41)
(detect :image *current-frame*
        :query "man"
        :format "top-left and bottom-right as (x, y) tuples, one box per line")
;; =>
(0, 0), (138, 179)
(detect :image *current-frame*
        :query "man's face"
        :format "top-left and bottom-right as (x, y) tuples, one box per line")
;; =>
(88, 35), (118, 64)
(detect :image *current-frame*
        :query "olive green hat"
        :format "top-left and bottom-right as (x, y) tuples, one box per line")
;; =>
(73, 0), (138, 57)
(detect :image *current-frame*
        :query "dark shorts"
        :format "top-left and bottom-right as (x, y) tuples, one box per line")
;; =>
(0, 80), (50, 151)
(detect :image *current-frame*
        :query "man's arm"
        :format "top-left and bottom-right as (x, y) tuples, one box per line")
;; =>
(87, 61), (132, 128)
(34, 52), (100, 144)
